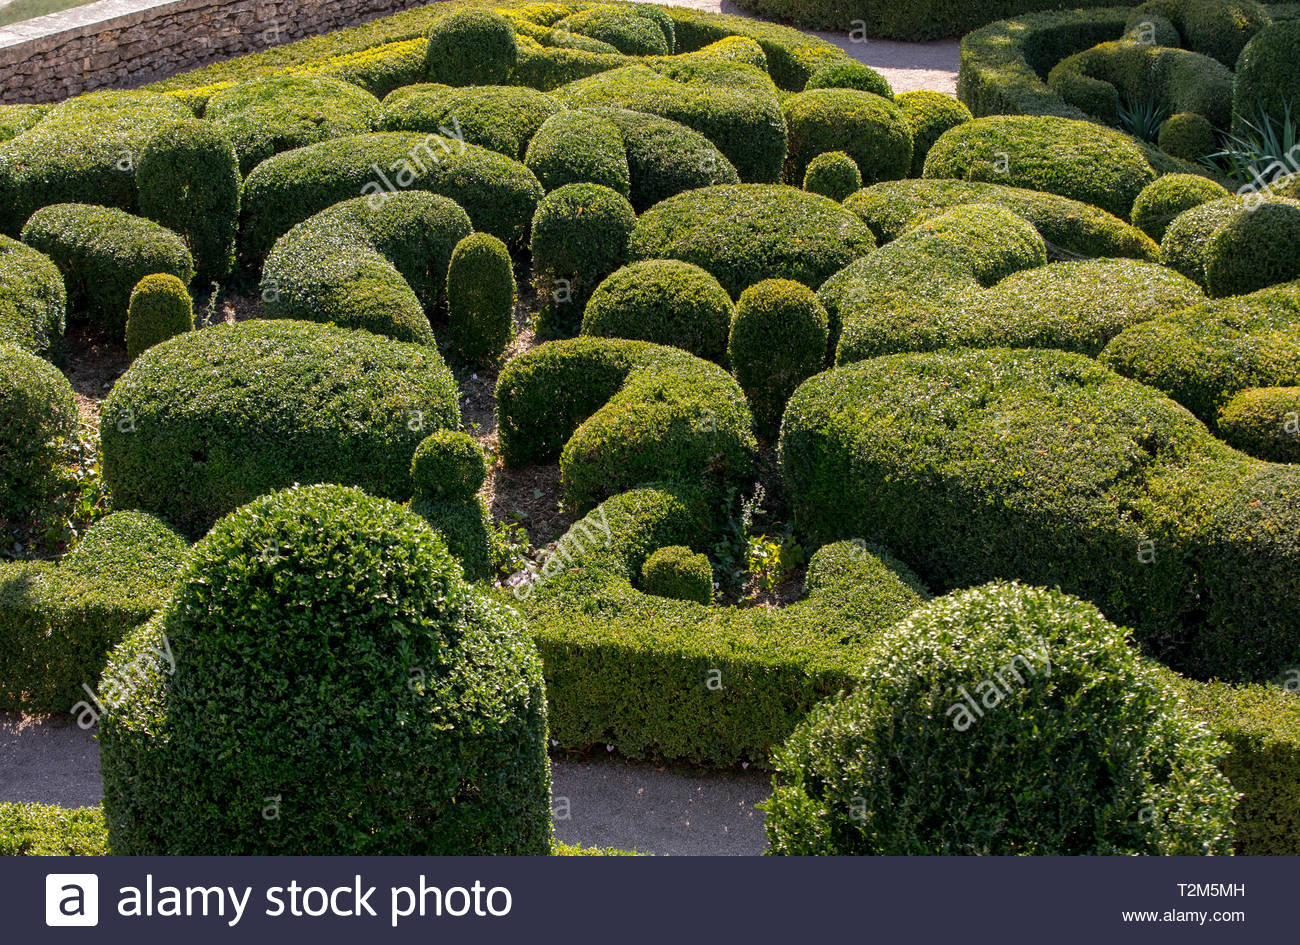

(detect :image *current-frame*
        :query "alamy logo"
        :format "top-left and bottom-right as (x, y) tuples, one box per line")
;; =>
(46, 874), (99, 926)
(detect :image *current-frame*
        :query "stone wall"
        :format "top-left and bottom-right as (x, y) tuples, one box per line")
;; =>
(0, 0), (439, 104)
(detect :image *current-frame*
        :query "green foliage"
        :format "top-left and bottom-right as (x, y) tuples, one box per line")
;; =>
(530, 182), (637, 338)
(0, 104), (48, 143)
(409, 496), (497, 583)
(1128, 0), (1270, 66)
(781, 346), (1300, 681)
(746, 533), (805, 594)
(1233, 21), (1300, 128)
(238, 132), (542, 265)
(99, 484), (551, 854)
(555, 6), (673, 55)
(0, 805), (108, 856)
(1131, 173), (1229, 241)
(380, 83), (562, 159)
(1158, 112), (1215, 161)
(125, 274), (193, 361)
(496, 337), (756, 514)
(135, 119), (241, 283)
(0, 344), (75, 523)
(524, 109), (631, 194)
(581, 259), (734, 363)
(783, 88), (912, 186)
(447, 231), (516, 365)
(410, 429), (488, 501)
(923, 115), (1157, 220)
(100, 319), (460, 537)
(803, 61), (891, 98)
(1203, 199), (1300, 296)
(425, 8), (520, 86)
(641, 544), (712, 604)
(20, 204), (193, 334)
(1211, 103), (1300, 189)
(1117, 92), (1172, 144)
(765, 582), (1237, 855)
(895, 90), (972, 177)
(0, 236), (65, 358)
(729, 279), (828, 435)
(1217, 386), (1300, 462)
(629, 184), (875, 298)
(801, 151), (861, 202)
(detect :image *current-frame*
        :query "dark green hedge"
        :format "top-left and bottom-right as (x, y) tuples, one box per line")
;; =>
(238, 131), (543, 264)
(895, 90), (972, 177)
(0, 344), (75, 522)
(0, 511), (188, 714)
(629, 184), (875, 298)
(0, 236), (65, 358)
(1217, 387), (1300, 462)
(496, 336), (756, 514)
(524, 108), (631, 194)
(1233, 21), (1300, 128)
(780, 346), (1300, 682)
(261, 191), (473, 344)
(641, 544), (712, 604)
(100, 319), (461, 537)
(1158, 112), (1216, 161)
(804, 61), (892, 97)
(379, 83), (562, 159)
(447, 231), (516, 365)
(1131, 0), (1270, 66)
(782, 88), (912, 186)
(100, 483), (551, 854)
(555, 6), (674, 55)
(20, 204), (193, 335)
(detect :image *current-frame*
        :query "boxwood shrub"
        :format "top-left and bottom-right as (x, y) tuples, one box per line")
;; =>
(1129, 0), (1270, 66)
(1131, 173), (1229, 241)
(641, 545), (712, 604)
(783, 88), (911, 186)
(425, 8), (520, 86)
(554, 6), (673, 55)
(729, 279), (828, 435)
(125, 274), (193, 361)
(803, 61), (891, 98)
(895, 90), (972, 177)
(100, 483), (551, 854)
(1203, 200), (1300, 297)
(0, 236), (65, 358)
(0, 804), (107, 856)
(446, 231), (516, 365)
(496, 337), (756, 514)
(0, 104), (48, 143)
(379, 83), (562, 159)
(1233, 21), (1300, 129)
(1158, 112), (1216, 161)
(408, 431), (495, 582)
(238, 132), (543, 264)
(293, 38), (429, 98)
(765, 582), (1237, 855)
(1217, 387), (1300, 462)
(261, 191), (473, 345)
(922, 115), (1156, 220)
(100, 319), (460, 537)
(629, 184), (876, 298)
(780, 346), (1300, 681)
(801, 151), (860, 202)
(524, 109), (631, 194)
(580, 259), (734, 364)
(0, 344), (75, 522)
(0, 511), (187, 714)
(20, 204), (193, 334)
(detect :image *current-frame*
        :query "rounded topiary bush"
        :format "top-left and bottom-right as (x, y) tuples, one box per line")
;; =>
(523, 109), (630, 195)
(1157, 112), (1215, 161)
(0, 236), (65, 358)
(447, 232), (515, 366)
(641, 545), (713, 605)
(783, 88), (912, 186)
(425, 9), (519, 86)
(802, 151), (861, 203)
(136, 119), (241, 283)
(125, 274), (192, 361)
(1217, 387), (1300, 463)
(554, 7), (672, 56)
(0, 344), (75, 521)
(1233, 21), (1300, 130)
(803, 61), (892, 98)
(765, 582), (1237, 855)
(1128, 0), (1269, 66)
(1131, 173), (1229, 242)
(581, 259), (734, 363)
(410, 429), (487, 502)
(895, 90), (973, 177)
(729, 278), (828, 435)
(1204, 200), (1300, 298)
(99, 483), (551, 854)
(20, 204), (193, 333)
(379, 84), (561, 160)
(100, 319), (460, 537)
(531, 182), (637, 338)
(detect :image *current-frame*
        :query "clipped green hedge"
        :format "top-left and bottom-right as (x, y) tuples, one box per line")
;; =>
(922, 115), (1156, 220)
(447, 231), (516, 365)
(427, 7), (521, 86)
(0, 805), (108, 856)
(20, 204), (193, 334)
(802, 151), (861, 202)
(238, 131), (543, 264)
(0, 104), (48, 143)
(125, 274), (193, 361)
(0, 236), (65, 358)
(1159, 195), (1300, 295)
(729, 279), (828, 435)
(524, 108), (631, 194)
(641, 545), (712, 604)
(0, 344), (75, 522)
(781, 346), (1300, 682)
(496, 336), (756, 514)
(1158, 112), (1216, 161)
(895, 90), (972, 177)
(1233, 21), (1300, 128)
(629, 184), (875, 298)
(804, 61), (892, 97)
(1131, 173), (1229, 242)
(516, 485), (930, 766)
(100, 483), (551, 854)
(782, 88), (912, 186)
(408, 431), (495, 581)
(844, 178), (1159, 260)
(766, 582), (1237, 855)
(555, 5), (674, 55)
(581, 259), (734, 363)
(379, 83), (562, 159)
(0, 511), (188, 714)
(1130, 0), (1270, 66)
(261, 191), (473, 344)
(100, 319), (461, 537)
(1217, 387), (1300, 462)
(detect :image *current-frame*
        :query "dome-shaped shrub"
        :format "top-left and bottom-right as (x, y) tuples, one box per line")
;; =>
(1217, 387), (1300, 463)
(425, 9), (519, 86)
(803, 61), (892, 98)
(765, 582), (1237, 855)
(553, 7), (672, 56)
(447, 232), (515, 366)
(729, 279), (828, 435)
(99, 483), (551, 854)
(783, 88), (912, 185)
(125, 274), (192, 360)
(531, 182), (637, 338)
(0, 236), (65, 358)
(410, 429), (488, 502)
(581, 259), (734, 363)
(0, 344), (75, 521)
(1233, 21), (1300, 130)
(1131, 173), (1229, 241)
(379, 84), (562, 160)
(802, 151), (861, 202)
(1159, 195), (1247, 285)
(1157, 112), (1215, 161)
(641, 545), (712, 604)
(524, 110), (630, 195)
(1127, 0), (1269, 66)
(895, 90), (972, 177)
(1204, 200), (1300, 298)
